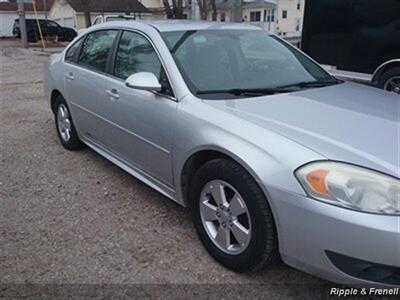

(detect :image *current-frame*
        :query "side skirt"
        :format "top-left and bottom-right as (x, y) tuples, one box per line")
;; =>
(81, 136), (183, 206)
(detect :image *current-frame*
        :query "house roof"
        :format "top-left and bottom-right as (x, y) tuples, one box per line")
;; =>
(66, 0), (149, 14)
(0, 0), (54, 12)
(243, 0), (277, 9)
(217, 0), (276, 10)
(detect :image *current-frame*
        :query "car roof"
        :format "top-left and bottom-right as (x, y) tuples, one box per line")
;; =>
(94, 20), (263, 33)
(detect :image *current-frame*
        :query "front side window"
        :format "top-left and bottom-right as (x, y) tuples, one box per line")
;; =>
(114, 31), (173, 96)
(282, 10), (288, 19)
(162, 30), (336, 99)
(114, 31), (162, 80)
(78, 30), (118, 72)
(48, 21), (59, 28)
(65, 38), (82, 62)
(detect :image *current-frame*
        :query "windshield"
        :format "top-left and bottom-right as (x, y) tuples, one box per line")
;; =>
(162, 30), (338, 99)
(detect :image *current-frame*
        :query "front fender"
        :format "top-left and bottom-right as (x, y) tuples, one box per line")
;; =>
(172, 97), (325, 207)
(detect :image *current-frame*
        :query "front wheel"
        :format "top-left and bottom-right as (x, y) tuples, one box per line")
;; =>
(54, 95), (84, 150)
(190, 158), (279, 272)
(378, 67), (400, 94)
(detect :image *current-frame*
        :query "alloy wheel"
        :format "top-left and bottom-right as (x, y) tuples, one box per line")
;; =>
(199, 180), (251, 255)
(384, 76), (400, 94)
(57, 104), (72, 142)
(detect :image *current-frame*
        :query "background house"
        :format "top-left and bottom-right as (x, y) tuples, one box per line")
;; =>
(216, 0), (305, 46)
(4, 0), (305, 46)
(274, 0), (304, 46)
(49, 0), (152, 30)
(0, 0), (53, 37)
(242, 0), (277, 32)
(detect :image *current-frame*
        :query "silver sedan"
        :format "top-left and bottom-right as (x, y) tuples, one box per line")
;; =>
(44, 21), (400, 286)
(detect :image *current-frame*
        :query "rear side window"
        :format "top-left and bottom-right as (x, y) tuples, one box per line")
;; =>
(78, 30), (118, 72)
(65, 38), (82, 62)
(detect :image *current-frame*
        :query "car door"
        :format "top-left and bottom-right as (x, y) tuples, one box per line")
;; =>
(63, 30), (119, 145)
(38, 20), (52, 37)
(102, 30), (178, 186)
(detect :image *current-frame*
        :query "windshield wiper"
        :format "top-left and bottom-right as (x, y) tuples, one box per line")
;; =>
(196, 79), (342, 96)
(196, 87), (292, 96)
(278, 78), (342, 89)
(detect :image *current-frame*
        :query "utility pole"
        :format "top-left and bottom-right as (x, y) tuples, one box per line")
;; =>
(17, 0), (28, 48)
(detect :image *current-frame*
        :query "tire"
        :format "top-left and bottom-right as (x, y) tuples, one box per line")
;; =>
(377, 67), (400, 94)
(64, 32), (75, 42)
(190, 158), (279, 272)
(54, 95), (84, 150)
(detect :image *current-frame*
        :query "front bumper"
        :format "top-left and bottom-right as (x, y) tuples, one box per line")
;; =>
(267, 186), (400, 286)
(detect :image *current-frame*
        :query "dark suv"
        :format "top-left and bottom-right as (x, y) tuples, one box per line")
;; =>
(13, 19), (77, 42)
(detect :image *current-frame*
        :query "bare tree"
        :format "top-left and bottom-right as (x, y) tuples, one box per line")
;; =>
(197, 0), (217, 20)
(197, 0), (207, 20)
(210, 0), (217, 21)
(163, 0), (184, 19)
(77, 0), (91, 27)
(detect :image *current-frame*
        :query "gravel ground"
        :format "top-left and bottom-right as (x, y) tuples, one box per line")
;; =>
(0, 39), (339, 299)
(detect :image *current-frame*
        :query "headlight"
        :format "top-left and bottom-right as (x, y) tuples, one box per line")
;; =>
(295, 161), (399, 215)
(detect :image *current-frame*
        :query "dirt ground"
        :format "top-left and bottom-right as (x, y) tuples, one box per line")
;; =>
(1, 39), (336, 299)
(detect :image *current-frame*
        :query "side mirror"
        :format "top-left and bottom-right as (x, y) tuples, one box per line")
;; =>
(125, 72), (162, 92)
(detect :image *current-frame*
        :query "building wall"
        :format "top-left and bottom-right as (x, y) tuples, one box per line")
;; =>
(139, 0), (163, 10)
(239, 0), (305, 46)
(0, 11), (46, 37)
(49, 0), (76, 28)
(49, 0), (166, 30)
(275, 0), (304, 38)
(243, 4), (277, 32)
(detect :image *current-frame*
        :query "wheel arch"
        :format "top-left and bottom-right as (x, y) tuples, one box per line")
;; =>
(50, 89), (63, 113)
(179, 147), (269, 208)
(371, 59), (400, 85)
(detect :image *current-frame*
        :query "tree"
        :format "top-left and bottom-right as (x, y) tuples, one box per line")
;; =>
(197, 0), (217, 20)
(163, 0), (184, 19)
(210, 0), (217, 21)
(79, 0), (91, 27)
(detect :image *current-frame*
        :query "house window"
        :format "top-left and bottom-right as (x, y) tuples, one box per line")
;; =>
(267, 9), (275, 22)
(264, 9), (267, 22)
(297, 0), (301, 10)
(282, 10), (287, 19)
(250, 11), (261, 22)
(220, 12), (226, 22)
(296, 18), (301, 31)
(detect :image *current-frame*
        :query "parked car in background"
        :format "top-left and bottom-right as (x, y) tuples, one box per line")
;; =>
(92, 14), (137, 25)
(77, 15), (138, 36)
(44, 21), (399, 286)
(13, 18), (77, 42)
(302, 0), (400, 94)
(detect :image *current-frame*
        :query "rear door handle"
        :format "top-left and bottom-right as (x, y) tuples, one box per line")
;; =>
(65, 72), (74, 80)
(106, 88), (119, 100)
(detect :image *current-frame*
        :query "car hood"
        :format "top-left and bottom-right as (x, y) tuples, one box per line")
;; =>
(205, 82), (400, 177)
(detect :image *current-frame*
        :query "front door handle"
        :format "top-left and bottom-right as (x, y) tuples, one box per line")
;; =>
(65, 72), (74, 80)
(106, 88), (119, 100)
